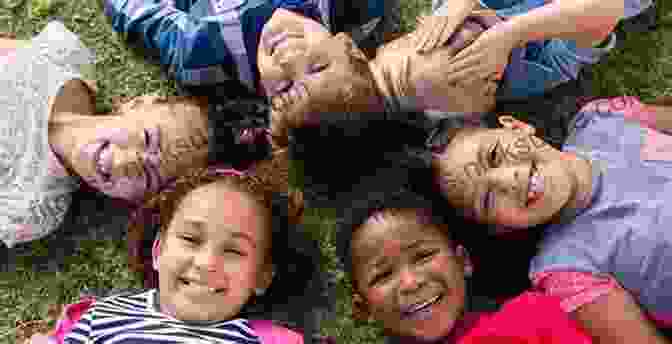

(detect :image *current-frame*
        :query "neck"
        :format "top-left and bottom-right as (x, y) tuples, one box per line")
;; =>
(552, 152), (595, 223)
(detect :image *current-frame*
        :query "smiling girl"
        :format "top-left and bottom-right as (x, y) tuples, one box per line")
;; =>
(432, 98), (672, 343)
(58, 155), (329, 344)
(0, 21), (270, 250)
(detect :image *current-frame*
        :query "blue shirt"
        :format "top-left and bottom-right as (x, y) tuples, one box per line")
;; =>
(103, 0), (389, 94)
(530, 105), (672, 319)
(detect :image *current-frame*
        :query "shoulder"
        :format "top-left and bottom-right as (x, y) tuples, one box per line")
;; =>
(529, 221), (603, 276)
(570, 96), (644, 135)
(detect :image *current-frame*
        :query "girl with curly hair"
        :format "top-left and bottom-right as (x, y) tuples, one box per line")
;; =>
(39, 152), (332, 344)
(0, 21), (273, 252)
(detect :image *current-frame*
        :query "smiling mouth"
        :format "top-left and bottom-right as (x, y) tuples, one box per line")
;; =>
(94, 141), (111, 181)
(402, 294), (443, 318)
(526, 161), (544, 207)
(178, 278), (225, 293)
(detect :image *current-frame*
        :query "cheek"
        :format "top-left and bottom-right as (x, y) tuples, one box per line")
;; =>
(364, 287), (391, 313)
(207, 255), (263, 289)
(429, 254), (463, 287)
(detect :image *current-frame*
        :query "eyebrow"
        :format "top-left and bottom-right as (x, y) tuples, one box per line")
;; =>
(369, 239), (427, 269)
(181, 217), (257, 248)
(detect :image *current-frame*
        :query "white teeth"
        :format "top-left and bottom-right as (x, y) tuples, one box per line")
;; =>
(409, 295), (441, 313)
(529, 170), (544, 195)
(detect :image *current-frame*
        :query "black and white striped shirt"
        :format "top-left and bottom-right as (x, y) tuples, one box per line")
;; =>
(64, 289), (261, 344)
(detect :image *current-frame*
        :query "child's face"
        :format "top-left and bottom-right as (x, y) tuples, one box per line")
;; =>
(350, 211), (471, 341)
(156, 183), (274, 322)
(258, 9), (379, 143)
(434, 120), (577, 228)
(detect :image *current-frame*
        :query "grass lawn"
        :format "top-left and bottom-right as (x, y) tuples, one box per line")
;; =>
(1, 0), (671, 343)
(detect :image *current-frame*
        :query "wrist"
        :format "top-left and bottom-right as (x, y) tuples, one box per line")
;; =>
(496, 19), (527, 48)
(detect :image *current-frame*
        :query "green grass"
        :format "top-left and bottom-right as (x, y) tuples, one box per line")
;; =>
(1, 0), (672, 343)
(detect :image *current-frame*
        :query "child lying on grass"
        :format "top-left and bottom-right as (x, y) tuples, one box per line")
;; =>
(432, 96), (672, 343)
(30, 159), (330, 344)
(333, 165), (593, 344)
(102, 0), (400, 97)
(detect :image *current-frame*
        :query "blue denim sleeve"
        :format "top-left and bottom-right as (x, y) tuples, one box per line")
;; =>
(103, 0), (234, 85)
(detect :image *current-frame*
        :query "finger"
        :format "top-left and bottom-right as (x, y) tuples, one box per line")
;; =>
(419, 17), (459, 54)
(446, 54), (482, 75)
(448, 44), (476, 64)
(442, 66), (479, 85)
(484, 81), (498, 96)
(427, 17), (454, 52)
(463, 73), (486, 87)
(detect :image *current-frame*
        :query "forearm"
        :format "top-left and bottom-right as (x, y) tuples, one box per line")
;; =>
(103, 0), (220, 83)
(649, 105), (672, 134)
(572, 289), (670, 344)
(501, 0), (623, 48)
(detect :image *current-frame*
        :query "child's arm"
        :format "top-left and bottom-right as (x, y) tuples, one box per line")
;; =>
(579, 96), (672, 135)
(412, 0), (479, 53)
(103, 0), (238, 87)
(534, 272), (669, 344)
(572, 286), (669, 344)
(500, 0), (624, 49)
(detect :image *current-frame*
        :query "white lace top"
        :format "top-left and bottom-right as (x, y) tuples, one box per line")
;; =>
(0, 21), (93, 248)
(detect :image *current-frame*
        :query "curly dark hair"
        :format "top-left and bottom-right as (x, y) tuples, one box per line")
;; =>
(206, 95), (273, 171)
(333, 158), (472, 281)
(288, 110), (431, 208)
(126, 151), (331, 339)
(289, 110), (550, 299)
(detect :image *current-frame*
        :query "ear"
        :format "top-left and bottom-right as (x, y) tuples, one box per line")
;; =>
(455, 245), (474, 278)
(334, 32), (369, 62)
(352, 293), (372, 322)
(498, 115), (536, 136)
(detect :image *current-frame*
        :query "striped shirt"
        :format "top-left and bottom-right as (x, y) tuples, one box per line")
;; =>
(103, 0), (389, 94)
(64, 289), (261, 344)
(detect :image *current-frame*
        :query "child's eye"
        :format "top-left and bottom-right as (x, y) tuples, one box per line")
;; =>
(415, 250), (436, 263)
(179, 235), (199, 245)
(308, 62), (329, 74)
(370, 270), (392, 287)
(224, 249), (246, 256)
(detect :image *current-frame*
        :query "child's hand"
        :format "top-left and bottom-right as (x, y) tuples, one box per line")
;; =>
(441, 22), (521, 86)
(413, 14), (470, 54)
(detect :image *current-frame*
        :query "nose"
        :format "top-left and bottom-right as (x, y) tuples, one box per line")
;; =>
(398, 266), (424, 295)
(193, 247), (219, 272)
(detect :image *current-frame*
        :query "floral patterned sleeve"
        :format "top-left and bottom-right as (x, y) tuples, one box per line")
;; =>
(531, 271), (621, 313)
